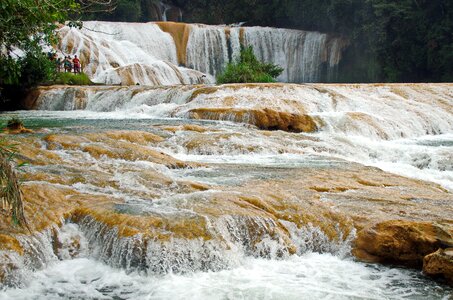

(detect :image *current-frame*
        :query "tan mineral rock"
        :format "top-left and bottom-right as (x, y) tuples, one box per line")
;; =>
(188, 108), (318, 133)
(423, 248), (453, 284)
(0, 125), (452, 285)
(353, 221), (453, 266)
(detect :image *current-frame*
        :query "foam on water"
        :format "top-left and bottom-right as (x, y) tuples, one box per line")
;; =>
(1, 254), (450, 300)
(313, 133), (453, 191)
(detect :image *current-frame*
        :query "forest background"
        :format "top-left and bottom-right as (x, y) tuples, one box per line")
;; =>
(87, 0), (453, 83)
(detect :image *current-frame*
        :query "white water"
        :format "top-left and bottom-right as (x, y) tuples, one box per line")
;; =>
(186, 25), (233, 77)
(58, 22), (209, 85)
(29, 83), (453, 190)
(56, 22), (344, 84)
(243, 28), (327, 82)
(2, 255), (449, 300)
(1, 83), (452, 298)
(1, 223), (450, 299)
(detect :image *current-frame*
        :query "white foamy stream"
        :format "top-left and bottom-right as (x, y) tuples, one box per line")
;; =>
(2, 254), (449, 300)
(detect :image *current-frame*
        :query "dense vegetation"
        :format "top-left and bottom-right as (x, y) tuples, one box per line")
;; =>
(176, 0), (453, 82)
(89, 0), (453, 83)
(217, 46), (284, 84)
(0, 0), (109, 109)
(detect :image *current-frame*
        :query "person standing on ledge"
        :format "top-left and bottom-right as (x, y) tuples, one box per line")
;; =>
(63, 56), (72, 73)
(73, 55), (81, 74)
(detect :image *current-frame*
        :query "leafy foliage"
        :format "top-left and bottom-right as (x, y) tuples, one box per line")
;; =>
(217, 46), (283, 84)
(0, 0), (113, 109)
(19, 51), (57, 87)
(0, 51), (57, 109)
(0, 0), (79, 108)
(0, 0), (79, 84)
(83, 0), (142, 21)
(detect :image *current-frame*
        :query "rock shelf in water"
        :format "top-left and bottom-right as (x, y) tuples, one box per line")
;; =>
(0, 127), (452, 285)
(1, 82), (453, 287)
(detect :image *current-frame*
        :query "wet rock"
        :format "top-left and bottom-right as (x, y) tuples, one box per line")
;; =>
(188, 108), (318, 133)
(423, 248), (453, 284)
(353, 220), (453, 267)
(2, 124), (453, 279)
(156, 22), (191, 65)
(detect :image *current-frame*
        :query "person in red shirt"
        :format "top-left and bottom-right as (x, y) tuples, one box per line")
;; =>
(72, 55), (81, 74)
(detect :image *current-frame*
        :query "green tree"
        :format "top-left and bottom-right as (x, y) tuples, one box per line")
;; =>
(0, 0), (79, 85)
(83, 0), (142, 22)
(0, 0), (113, 108)
(0, 0), (81, 109)
(217, 46), (284, 84)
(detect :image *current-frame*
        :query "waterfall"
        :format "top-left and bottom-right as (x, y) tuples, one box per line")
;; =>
(56, 22), (345, 85)
(185, 25), (232, 77)
(243, 28), (328, 82)
(58, 21), (209, 86)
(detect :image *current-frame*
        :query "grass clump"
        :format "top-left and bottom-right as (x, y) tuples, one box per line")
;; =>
(217, 46), (284, 84)
(54, 72), (93, 85)
(0, 137), (27, 228)
(6, 118), (24, 131)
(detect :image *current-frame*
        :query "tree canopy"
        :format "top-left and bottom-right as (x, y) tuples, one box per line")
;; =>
(0, 0), (115, 109)
(173, 0), (453, 83)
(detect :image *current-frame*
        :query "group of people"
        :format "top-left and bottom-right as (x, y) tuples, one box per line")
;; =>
(48, 52), (82, 74)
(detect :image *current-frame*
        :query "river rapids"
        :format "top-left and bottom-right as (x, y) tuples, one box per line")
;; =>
(0, 83), (452, 299)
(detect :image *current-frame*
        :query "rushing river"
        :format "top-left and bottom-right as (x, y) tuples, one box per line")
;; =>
(0, 83), (453, 299)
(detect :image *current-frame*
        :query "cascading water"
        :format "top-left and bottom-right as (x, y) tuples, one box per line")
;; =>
(58, 21), (209, 85)
(56, 21), (345, 85)
(243, 28), (327, 82)
(26, 83), (453, 191)
(185, 25), (232, 77)
(1, 83), (452, 298)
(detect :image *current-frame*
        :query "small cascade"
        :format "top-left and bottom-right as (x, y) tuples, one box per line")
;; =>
(186, 25), (232, 77)
(28, 84), (453, 141)
(0, 217), (352, 285)
(0, 223), (88, 286)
